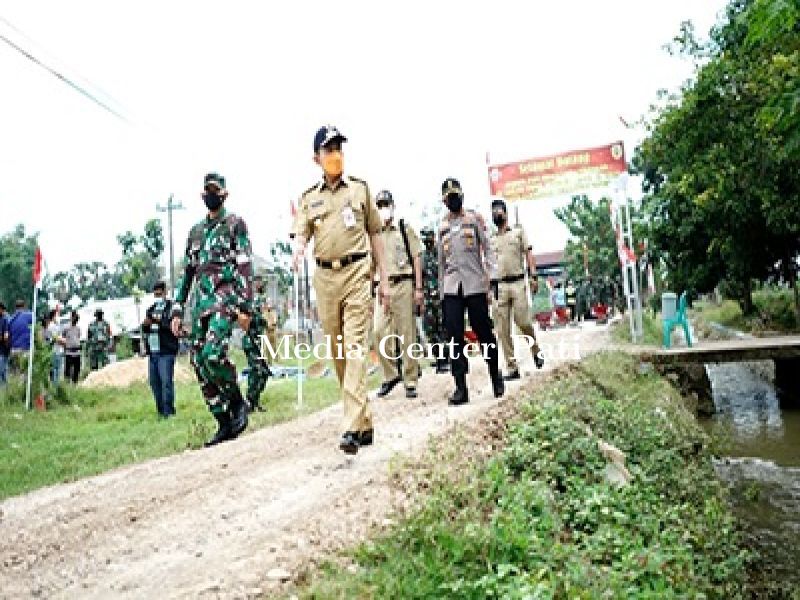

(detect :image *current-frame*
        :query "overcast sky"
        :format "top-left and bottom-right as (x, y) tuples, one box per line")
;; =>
(1, 1), (726, 275)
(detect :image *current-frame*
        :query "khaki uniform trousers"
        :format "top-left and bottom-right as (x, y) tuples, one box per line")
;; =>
(374, 278), (418, 389)
(314, 260), (373, 433)
(495, 280), (540, 372)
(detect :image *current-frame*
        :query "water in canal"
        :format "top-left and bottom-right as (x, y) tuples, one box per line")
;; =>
(701, 361), (800, 588)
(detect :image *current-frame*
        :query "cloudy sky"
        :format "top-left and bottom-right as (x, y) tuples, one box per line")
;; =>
(1, 1), (725, 275)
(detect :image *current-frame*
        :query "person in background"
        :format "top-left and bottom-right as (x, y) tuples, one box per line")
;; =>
(0, 302), (9, 384)
(565, 279), (577, 323)
(63, 311), (82, 384)
(8, 299), (33, 356)
(143, 281), (180, 418)
(87, 309), (112, 370)
(44, 309), (65, 384)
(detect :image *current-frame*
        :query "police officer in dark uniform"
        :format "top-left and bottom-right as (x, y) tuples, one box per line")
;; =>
(437, 178), (504, 405)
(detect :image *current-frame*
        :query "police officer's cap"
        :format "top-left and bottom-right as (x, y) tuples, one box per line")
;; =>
(491, 198), (508, 213)
(313, 125), (347, 153)
(441, 178), (463, 198)
(204, 172), (226, 190)
(375, 190), (394, 206)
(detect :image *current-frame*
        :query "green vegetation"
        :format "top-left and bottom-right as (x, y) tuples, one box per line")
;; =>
(634, 0), (800, 317)
(0, 361), (375, 500)
(301, 352), (748, 598)
(692, 288), (800, 335)
(611, 311), (663, 346)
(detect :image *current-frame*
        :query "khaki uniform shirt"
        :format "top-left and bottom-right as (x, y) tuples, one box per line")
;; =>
(380, 220), (422, 278)
(296, 175), (380, 260)
(492, 225), (531, 279)
(437, 209), (497, 297)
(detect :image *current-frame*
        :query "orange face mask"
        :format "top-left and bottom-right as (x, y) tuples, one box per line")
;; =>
(321, 151), (343, 178)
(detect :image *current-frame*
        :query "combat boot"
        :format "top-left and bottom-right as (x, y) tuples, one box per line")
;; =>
(229, 389), (249, 438)
(205, 411), (233, 447)
(490, 366), (505, 398)
(448, 374), (469, 406)
(533, 345), (545, 369)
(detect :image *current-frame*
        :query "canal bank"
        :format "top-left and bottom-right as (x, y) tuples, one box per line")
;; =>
(299, 351), (752, 598)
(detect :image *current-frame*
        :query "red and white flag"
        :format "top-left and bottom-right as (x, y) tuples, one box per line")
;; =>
(32, 246), (43, 286)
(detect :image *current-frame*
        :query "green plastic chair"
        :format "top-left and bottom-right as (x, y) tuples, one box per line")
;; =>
(662, 291), (692, 348)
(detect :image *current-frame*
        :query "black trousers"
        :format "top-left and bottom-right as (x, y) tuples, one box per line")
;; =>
(443, 288), (499, 380)
(64, 354), (81, 383)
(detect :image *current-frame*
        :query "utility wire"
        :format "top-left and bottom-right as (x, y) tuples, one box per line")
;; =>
(0, 17), (130, 123)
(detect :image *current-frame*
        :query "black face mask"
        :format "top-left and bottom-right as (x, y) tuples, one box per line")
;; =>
(445, 193), (463, 213)
(492, 213), (506, 227)
(203, 192), (224, 211)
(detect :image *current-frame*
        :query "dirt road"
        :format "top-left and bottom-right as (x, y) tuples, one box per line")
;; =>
(0, 324), (611, 599)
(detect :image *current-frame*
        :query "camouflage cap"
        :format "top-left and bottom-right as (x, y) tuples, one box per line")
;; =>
(375, 190), (394, 206)
(420, 227), (435, 239)
(204, 172), (226, 190)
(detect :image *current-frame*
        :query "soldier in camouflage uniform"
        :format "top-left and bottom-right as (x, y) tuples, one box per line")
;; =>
(170, 172), (253, 447)
(87, 309), (112, 370)
(420, 227), (448, 373)
(242, 274), (271, 412)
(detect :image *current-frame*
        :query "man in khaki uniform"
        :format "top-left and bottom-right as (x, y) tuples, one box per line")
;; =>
(292, 125), (389, 454)
(490, 198), (545, 379)
(438, 178), (504, 405)
(373, 190), (424, 399)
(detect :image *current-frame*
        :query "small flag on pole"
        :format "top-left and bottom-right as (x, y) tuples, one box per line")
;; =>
(32, 246), (43, 285)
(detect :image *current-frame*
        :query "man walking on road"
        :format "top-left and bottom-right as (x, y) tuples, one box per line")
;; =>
(170, 172), (253, 446)
(420, 228), (449, 374)
(292, 125), (390, 454)
(490, 198), (544, 380)
(373, 190), (424, 399)
(437, 178), (504, 405)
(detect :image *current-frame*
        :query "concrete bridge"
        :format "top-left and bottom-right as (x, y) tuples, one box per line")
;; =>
(637, 335), (800, 410)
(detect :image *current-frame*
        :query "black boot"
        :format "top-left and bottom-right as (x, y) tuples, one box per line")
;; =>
(204, 411), (233, 447)
(435, 359), (450, 374)
(377, 376), (401, 398)
(533, 345), (545, 369)
(229, 388), (249, 438)
(448, 374), (469, 406)
(490, 366), (505, 398)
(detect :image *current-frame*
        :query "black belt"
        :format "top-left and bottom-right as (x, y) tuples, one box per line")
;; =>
(389, 273), (413, 284)
(499, 274), (525, 284)
(316, 252), (367, 270)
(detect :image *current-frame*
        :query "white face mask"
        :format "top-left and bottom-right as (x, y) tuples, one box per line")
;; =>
(379, 207), (393, 223)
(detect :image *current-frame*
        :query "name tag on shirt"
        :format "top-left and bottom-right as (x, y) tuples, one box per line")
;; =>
(342, 206), (356, 229)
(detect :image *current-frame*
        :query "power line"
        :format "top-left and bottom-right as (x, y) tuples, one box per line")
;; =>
(0, 17), (130, 123)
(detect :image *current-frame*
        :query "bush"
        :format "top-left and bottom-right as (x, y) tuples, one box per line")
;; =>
(115, 333), (134, 360)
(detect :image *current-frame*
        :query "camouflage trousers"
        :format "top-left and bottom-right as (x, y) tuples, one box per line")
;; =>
(89, 349), (109, 371)
(241, 326), (270, 406)
(189, 311), (241, 415)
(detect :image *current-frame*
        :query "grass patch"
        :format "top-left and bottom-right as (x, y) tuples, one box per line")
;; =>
(611, 311), (663, 346)
(300, 352), (749, 598)
(692, 288), (799, 335)
(0, 360), (377, 500)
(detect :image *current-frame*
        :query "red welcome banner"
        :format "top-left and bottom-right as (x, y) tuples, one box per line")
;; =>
(488, 141), (626, 201)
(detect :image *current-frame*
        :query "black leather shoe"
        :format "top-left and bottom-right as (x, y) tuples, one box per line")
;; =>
(339, 432), (360, 455)
(435, 359), (450, 374)
(492, 376), (505, 398)
(534, 351), (545, 369)
(359, 429), (374, 446)
(448, 387), (469, 406)
(204, 411), (233, 447)
(406, 387), (418, 399)
(503, 370), (521, 381)
(377, 377), (401, 398)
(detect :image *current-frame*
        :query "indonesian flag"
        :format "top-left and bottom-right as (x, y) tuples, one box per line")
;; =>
(290, 198), (297, 219)
(32, 246), (43, 286)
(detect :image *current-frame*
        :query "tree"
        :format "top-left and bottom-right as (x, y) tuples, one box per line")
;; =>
(554, 195), (620, 284)
(0, 225), (39, 309)
(115, 219), (164, 295)
(634, 0), (800, 316)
